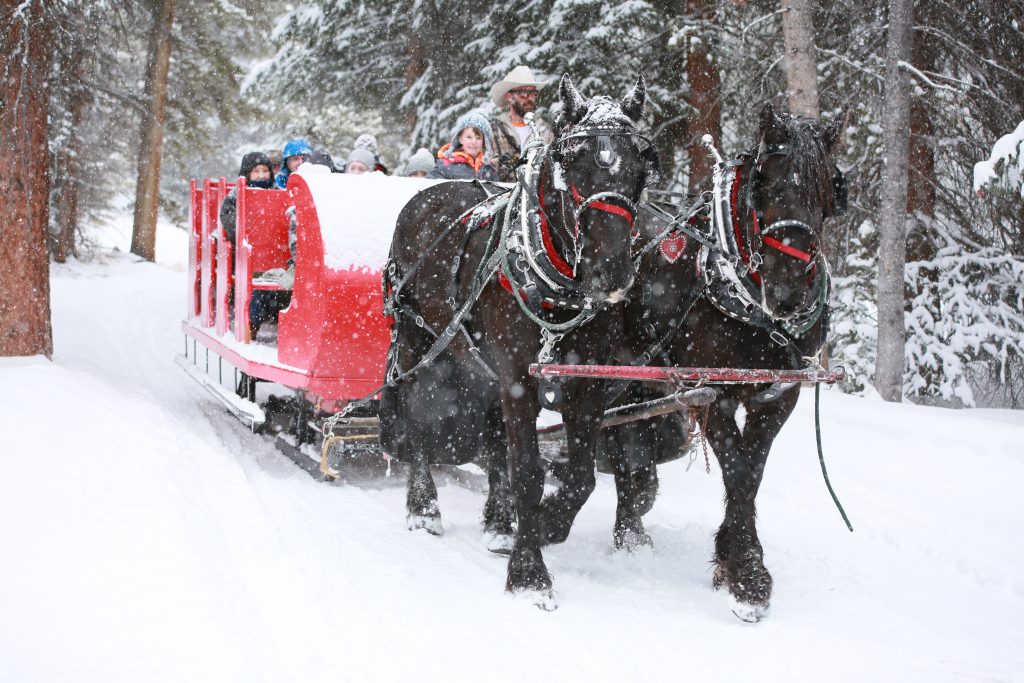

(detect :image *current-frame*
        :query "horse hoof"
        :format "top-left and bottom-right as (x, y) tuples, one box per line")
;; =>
(407, 514), (443, 536)
(485, 532), (515, 555)
(509, 587), (559, 612)
(727, 594), (770, 623)
(613, 526), (653, 552)
(506, 546), (552, 596)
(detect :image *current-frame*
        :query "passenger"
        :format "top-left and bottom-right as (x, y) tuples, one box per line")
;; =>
(354, 133), (389, 173)
(344, 148), (376, 175)
(488, 65), (554, 182)
(309, 149), (343, 172)
(428, 112), (497, 181)
(266, 148), (283, 177)
(218, 151), (290, 340)
(274, 139), (313, 189)
(220, 151), (275, 245)
(402, 148), (435, 178)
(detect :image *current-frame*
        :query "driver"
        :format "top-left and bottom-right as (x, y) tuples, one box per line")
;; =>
(488, 65), (554, 182)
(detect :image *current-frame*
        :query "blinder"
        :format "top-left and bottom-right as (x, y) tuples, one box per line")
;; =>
(555, 127), (661, 189)
(595, 135), (615, 168)
(743, 142), (825, 268)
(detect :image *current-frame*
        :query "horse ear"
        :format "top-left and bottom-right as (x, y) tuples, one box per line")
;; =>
(759, 102), (787, 144)
(559, 74), (587, 127)
(621, 74), (646, 122)
(823, 106), (849, 154)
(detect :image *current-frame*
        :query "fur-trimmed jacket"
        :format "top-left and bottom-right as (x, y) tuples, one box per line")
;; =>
(427, 144), (498, 181)
(489, 111), (554, 182)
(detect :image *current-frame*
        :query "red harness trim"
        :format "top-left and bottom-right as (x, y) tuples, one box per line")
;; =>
(733, 164), (814, 273)
(538, 173), (576, 278)
(730, 166), (762, 287)
(497, 272), (556, 309)
(761, 235), (813, 262)
(570, 184), (635, 228)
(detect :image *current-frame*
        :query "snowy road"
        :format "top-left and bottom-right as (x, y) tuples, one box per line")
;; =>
(2, 242), (1023, 682)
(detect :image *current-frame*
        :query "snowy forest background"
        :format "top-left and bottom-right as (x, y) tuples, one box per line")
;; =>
(5, 0), (1024, 408)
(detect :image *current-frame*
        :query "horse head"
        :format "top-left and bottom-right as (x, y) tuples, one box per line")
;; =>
(544, 74), (658, 304)
(746, 103), (846, 319)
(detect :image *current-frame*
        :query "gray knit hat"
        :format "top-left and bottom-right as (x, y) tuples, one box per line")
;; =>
(449, 111), (493, 156)
(345, 147), (376, 172)
(404, 148), (435, 176)
(354, 134), (379, 155)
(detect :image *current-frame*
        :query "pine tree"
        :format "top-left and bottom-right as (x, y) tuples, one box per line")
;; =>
(1, 0), (53, 357)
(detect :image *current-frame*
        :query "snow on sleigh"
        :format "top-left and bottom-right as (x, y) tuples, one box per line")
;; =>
(178, 165), (440, 477)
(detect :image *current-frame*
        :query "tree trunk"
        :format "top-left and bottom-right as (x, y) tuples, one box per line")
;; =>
(905, 35), (937, 262)
(780, 0), (819, 118)
(875, 0), (914, 402)
(685, 0), (722, 194)
(0, 0), (53, 358)
(640, 0), (689, 188)
(404, 31), (426, 138)
(53, 55), (89, 264)
(131, 0), (178, 262)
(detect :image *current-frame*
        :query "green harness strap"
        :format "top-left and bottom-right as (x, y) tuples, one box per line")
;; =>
(816, 383), (854, 532)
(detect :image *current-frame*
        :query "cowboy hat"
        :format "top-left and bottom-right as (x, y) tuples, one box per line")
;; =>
(489, 65), (550, 108)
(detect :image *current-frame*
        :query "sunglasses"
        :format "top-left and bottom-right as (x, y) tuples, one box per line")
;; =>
(509, 88), (539, 98)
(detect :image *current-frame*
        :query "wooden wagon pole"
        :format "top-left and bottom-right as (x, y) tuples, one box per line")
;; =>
(530, 363), (846, 385)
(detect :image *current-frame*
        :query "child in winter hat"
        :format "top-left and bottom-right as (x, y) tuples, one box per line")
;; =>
(429, 111), (498, 180)
(448, 111), (492, 156)
(275, 139), (313, 188)
(403, 148), (435, 177)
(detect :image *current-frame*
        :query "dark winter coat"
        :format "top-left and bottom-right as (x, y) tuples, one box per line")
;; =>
(427, 144), (498, 181)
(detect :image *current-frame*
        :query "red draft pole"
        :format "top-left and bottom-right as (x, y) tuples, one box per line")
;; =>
(529, 363), (846, 385)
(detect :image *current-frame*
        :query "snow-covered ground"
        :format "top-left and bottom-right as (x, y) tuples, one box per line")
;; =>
(2, 217), (1023, 683)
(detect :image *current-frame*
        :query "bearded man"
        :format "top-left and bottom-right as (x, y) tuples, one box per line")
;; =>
(488, 66), (555, 182)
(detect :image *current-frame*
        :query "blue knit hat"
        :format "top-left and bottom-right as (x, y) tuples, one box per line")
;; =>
(450, 111), (492, 155)
(282, 139), (313, 160)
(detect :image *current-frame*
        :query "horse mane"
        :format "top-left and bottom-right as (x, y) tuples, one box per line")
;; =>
(766, 114), (836, 216)
(556, 95), (633, 132)
(555, 96), (635, 158)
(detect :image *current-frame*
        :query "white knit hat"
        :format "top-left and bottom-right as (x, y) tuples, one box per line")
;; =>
(489, 65), (550, 108)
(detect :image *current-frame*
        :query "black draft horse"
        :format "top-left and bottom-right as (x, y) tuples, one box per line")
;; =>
(606, 103), (847, 620)
(380, 75), (657, 609)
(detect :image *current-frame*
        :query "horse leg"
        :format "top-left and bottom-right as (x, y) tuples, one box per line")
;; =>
(405, 447), (442, 535)
(541, 378), (601, 545)
(401, 352), (443, 535)
(603, 422), (660, 550)
(612, 457), (658, 551)
(706, 395), (790, 620)
(482, 405), (515, 554)
(499, 373), (555, 608)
